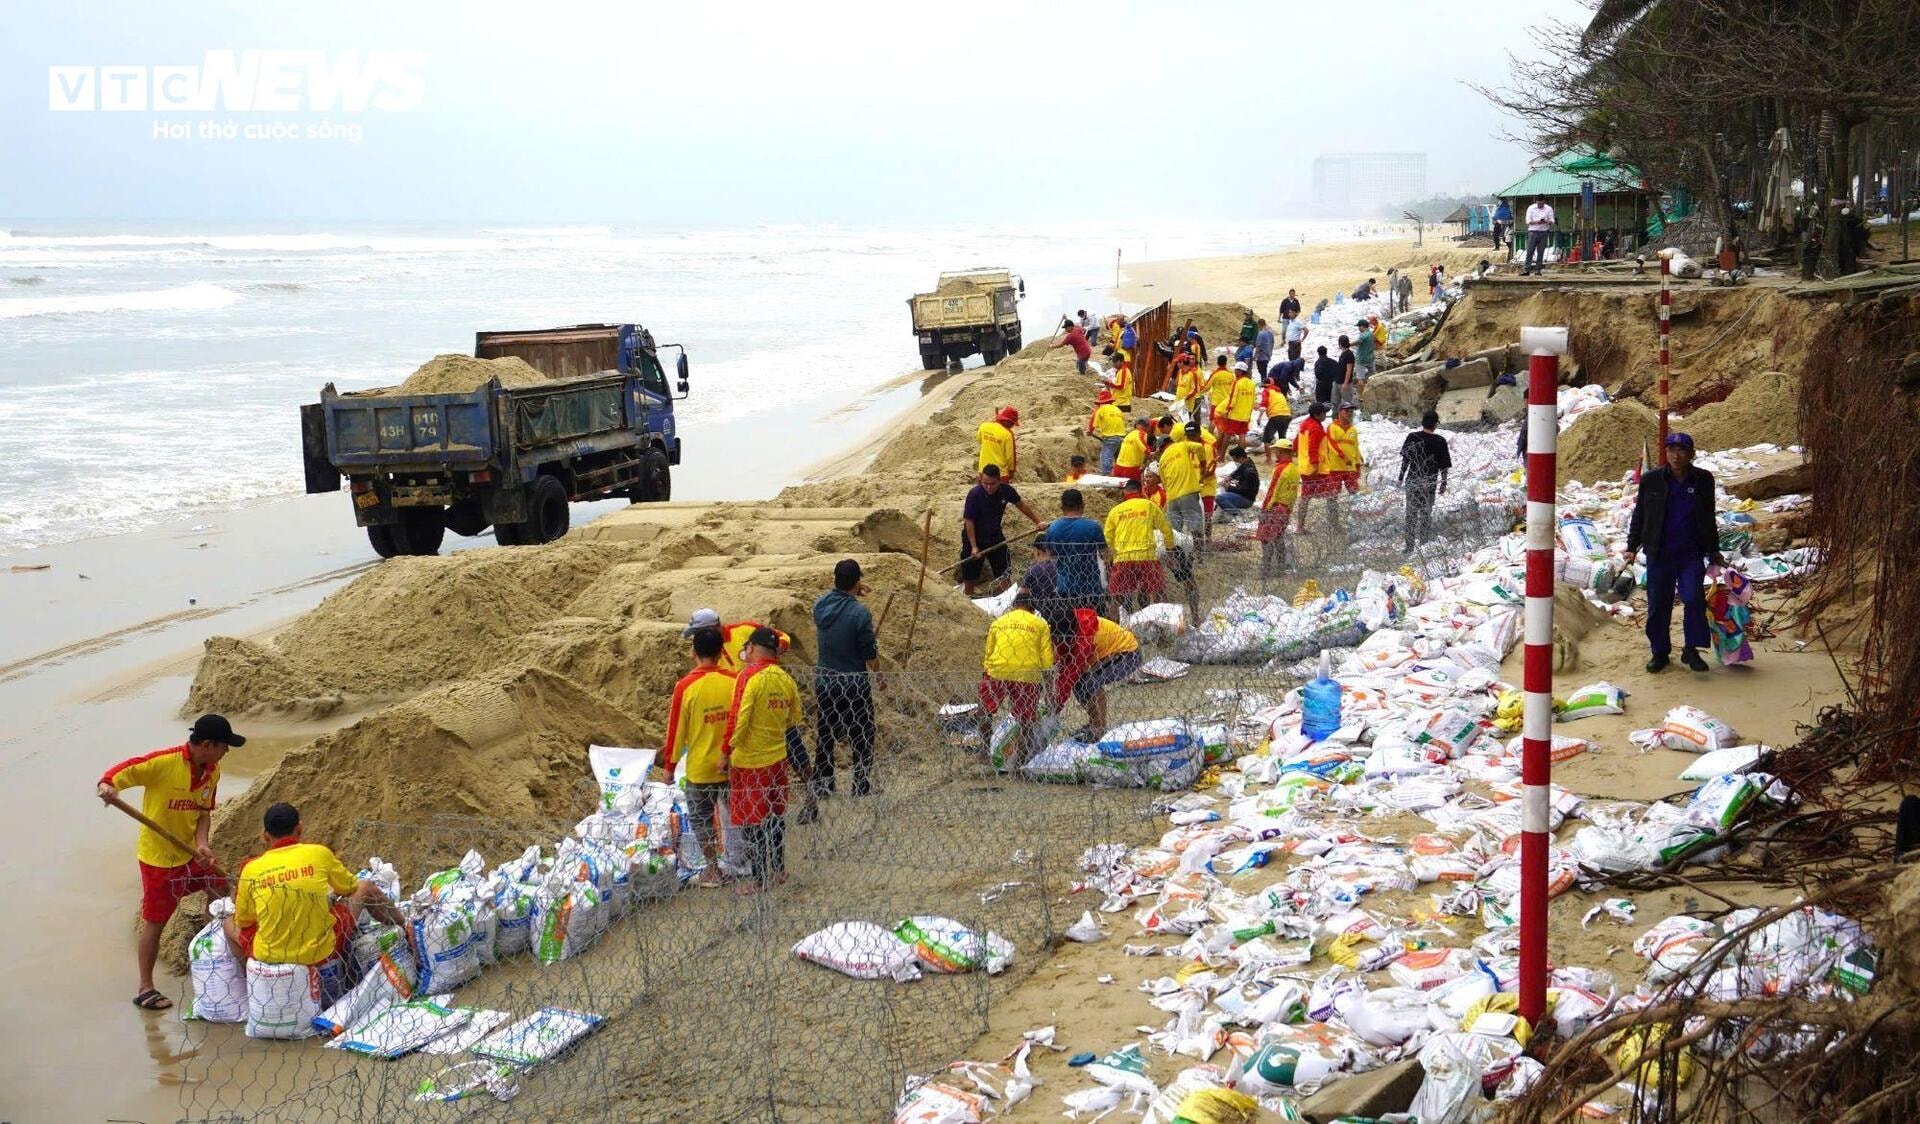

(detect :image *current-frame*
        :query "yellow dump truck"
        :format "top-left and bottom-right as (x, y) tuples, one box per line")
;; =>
(908, 268), (1024, 369)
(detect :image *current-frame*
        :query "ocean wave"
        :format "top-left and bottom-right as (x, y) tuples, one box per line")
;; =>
(479, 225), (613, 237)
(0, 282), (243, 320)
(8, 275), (45, 285)
(0, 229), (613, 254)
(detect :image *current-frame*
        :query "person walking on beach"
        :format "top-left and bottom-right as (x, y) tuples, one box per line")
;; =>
(977, 406), (1019, 481)
(1278, 289), (1301, 327)
(960, 465), (1044, 596)
(1285, 313), (1307, 364)
(1052, 320), (1093, 374)
(1625, 433), (1724, 673)
(1311, 345), (1339, 407)
(1258, 439), (1300, 590)
(1238, 310), (1257, 350)
(1259, 373), (1293, 462)
(1336, 335), (1358, 408)
(1397, 410), (1451, 553)
(664, 625), (739, 884)
(1046, 489), (1109, 616)
(1394, 270), (1414, 313)
(1352, 320), (1376, 405)
(1253, 318), (1274, 380)
(97, 714), (242, 1011)
(812, 559), (880, 798)
(1491, 199), (1513, 252)
(1103, 482), (1176, 614)
(1523, 194), (1556, 275)
(977, 588), (1054, 772)
(1087, 389), (1127, 473)
(723, 628), (805, 893)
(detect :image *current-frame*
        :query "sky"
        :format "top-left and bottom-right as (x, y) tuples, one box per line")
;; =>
(0, 0), (1592, 225)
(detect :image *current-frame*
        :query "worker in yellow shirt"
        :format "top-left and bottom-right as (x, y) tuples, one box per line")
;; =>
(1158, 422), (1207, 548)
(226, 802), (400, 976)
(1174, 355), (1203, 419)
(1258, 439), (1302, 590)
(1139, 467), (1168, 509)
(1294, 401), (1337, 533)
(977, 405), (1020, 481)
(1052, 609), (1143, 739)
(1196, 424), (1221, 542)
(1219, 365), (1257, 442)
(663, 627), (739, 886)
(1259, 375), (1293, 465)
(1086, 389), (1128, 474)
(1102, 481), (1176, 613)
(722, 627), (805, 894)
(1102, 357), (1133, 412)
(1064, 454), (1089, 482)
(1113, 416), (1153, 484)
(1326, 401), (1364, 494)
(977, 588), (1054, 772)
(1204, 355), (1236, 426)
(97, 713), (242, 1011)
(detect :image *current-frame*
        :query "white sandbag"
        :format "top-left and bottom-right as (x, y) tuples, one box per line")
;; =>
(1022, 738), (1098, 783)
(245, 960), (323, 1040)
(331, 997), (471, 1059)
(1409, 709), (1485, 758)
(408, 891), (481, 994)
(1678, 744), (1765, 781)
(469, 1006), (605, 1067)
(893, 916), (1015, 975)
(1125, 602), (1189, 640)
(1658, 706), (1740, 753)
(185, 898), (247, 1023)
(314, 943), (416, 1037)
(1686, 773), (1764, 830)
(486, 875), (536, 959)
(1095, 718), (1194, 760)
(530, 868), (606, 966)
(792, 921), (922, 981)
(420, 848), (486, 903)
(587, 744), (658, 811)
(1407, 1033), (1485, 1124)
(1559, 681), (1626, 722)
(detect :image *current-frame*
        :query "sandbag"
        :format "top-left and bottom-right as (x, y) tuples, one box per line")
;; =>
(184, 898), (247, 1023)
(245, 960), (323, 1040)
(1559, 681), (1626, 722)
(792, 921), (922, 981)
(314, 942), (416, 1037)
(893, 916), (1014, 975)
(408, 891), (481, 993)
(588, 744), (658, 811)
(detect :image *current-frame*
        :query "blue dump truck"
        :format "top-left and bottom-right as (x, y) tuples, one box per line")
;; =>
(301, 323), (689, 555)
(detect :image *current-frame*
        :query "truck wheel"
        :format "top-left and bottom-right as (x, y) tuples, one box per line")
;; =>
(445, 500), (487, 537)
(492, 520), (525, 547)
(919, 345), (943, 371)
(395, 506), (447, 555)
(632, 448), (672, 503)
(525, 475), (571, 544)
(367, 524), (400, 558)
(1006, 332), (1023, 353)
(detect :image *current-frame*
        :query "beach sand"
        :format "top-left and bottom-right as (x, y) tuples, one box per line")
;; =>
(0, 232), (1843, 1119)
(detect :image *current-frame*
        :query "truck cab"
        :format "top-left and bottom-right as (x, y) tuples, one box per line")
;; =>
(908, 268), (1024, 370)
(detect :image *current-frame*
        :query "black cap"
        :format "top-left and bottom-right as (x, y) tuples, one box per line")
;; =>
(189, 713), (246, 747)
(746, 626), (782, 653)
(833, 558), (863, 590)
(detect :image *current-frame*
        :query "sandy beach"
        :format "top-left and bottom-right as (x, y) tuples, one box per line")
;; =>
(0, 232), (1848, 1120)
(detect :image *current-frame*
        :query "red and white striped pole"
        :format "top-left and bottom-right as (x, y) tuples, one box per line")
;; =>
(1656, 253), (1671, 467)
(1519, 324), (1568, 1028)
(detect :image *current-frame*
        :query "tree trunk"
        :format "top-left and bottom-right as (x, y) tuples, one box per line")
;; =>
(1821, 116), (1853, 276)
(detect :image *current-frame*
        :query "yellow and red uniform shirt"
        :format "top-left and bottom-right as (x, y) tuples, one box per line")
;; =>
(663, 666), (738, 785)
(717, 621), (790, 675)
(1226, 375), (1257, 423)
(982, 608), (1054, 684)
(100, 745), (219, 868)
(1206, 366), (1235, 411)
(1159, 437), (1205, 501)
(977, 421), (1017, 480)
(1264, 461), (1302, 510)
(1103, 496), (1175, 562)
(1327, 419), (1363, 474)
(722, 658), (802, 770)
(1104, 365), (1133, 408)
(1115, 429), (1151, 472)
(1297, 418), (1330, 477)
(233, 839), (358, 965)
(1090, 617), (1140, 663)
(1175, 365), (1202, 411)
(1199, 429), (1220, 497)
(1088, 402), (1127, 439)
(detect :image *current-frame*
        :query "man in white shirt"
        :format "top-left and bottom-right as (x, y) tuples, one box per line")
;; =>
(1523, 195), (1556, 275)
(1284, 315), (1307, 362)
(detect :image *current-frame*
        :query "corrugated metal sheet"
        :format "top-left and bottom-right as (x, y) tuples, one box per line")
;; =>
(1129, 300), (1172, 396)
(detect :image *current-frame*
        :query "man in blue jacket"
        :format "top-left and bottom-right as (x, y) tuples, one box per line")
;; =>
(812, 559), (880, 796)
(1625, 433), (1725, 673)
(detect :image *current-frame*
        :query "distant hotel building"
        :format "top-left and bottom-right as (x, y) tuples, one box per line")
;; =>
(1311, 153), (1429, 214)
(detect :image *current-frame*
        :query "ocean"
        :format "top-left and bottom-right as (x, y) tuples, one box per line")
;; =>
(0, 219), (1385, 555)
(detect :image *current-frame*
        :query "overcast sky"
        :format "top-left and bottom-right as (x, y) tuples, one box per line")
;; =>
(1, 0), (1592, 225)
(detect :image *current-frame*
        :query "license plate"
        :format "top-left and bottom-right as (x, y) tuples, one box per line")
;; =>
(354, 491), (379, 509)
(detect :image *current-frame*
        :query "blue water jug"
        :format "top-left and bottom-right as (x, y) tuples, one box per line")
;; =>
(1302, 651), (1342, 741)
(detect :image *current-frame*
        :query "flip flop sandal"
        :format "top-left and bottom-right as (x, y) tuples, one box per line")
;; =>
(133, 989), (173, 1011)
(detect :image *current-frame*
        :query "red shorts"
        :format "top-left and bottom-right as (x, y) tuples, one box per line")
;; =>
(1218, 419), (1249, 437)
(1109, 559), (1165, 597)
(1256, 505), (1292, 542)
(1202, 495), (1216, 518)
(978, 676), (1042, 723)
(729, 761), (789, 826)
(1114, 465), (1142, 482)
(235, 902), (354, 962)
(1340, 471), (1361, 493)
(138, 859), (229, 924)
(1300, 473), (1343, 498)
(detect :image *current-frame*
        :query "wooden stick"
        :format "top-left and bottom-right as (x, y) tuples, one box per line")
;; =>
(933, 523), (1047, 578)
(104, 794), (211, 868)
(873, 590), (898, 636)
(901, 509), (934, 667)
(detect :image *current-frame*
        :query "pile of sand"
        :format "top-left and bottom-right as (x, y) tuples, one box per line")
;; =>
(1680, 368), (1801, 451)
(1558, 399), (1660, 485)
(395, 353), (551, 395)
(1170, 301), (1255, 349)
